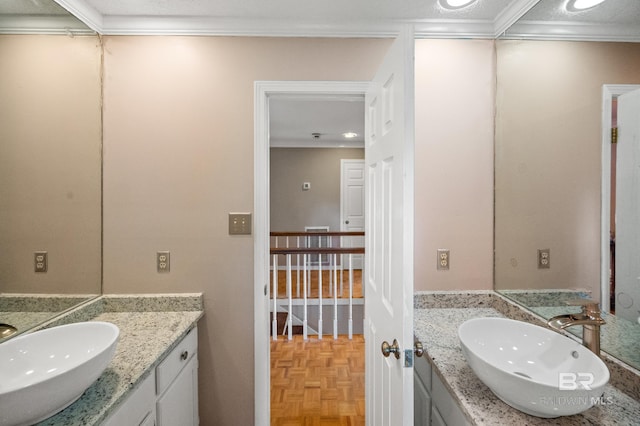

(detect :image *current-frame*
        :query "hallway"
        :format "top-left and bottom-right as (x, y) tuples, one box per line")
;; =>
(270, 334), (365, 426)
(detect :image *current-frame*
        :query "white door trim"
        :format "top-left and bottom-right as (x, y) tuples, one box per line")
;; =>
(254, 80), (370, 426)
(600, 84), (640, 312)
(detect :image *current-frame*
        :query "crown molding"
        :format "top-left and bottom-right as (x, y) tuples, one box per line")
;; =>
(53, 0), (103, 32)
(493, 0), (540, 37)
(503, 20), (640, 42)
(270, 139), (365, 149)
(48, 0), (640, 42)
(0, 15), (95, 35)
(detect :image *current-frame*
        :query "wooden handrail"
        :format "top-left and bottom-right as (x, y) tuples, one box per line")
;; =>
(270, 247), (364, 255)
(271, 231), (364, 237)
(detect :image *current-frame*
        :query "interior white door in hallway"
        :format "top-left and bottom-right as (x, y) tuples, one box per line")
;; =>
(615, 88), (640, 323)
(364, 27), (415, 426)
(341, 159), (365, 270)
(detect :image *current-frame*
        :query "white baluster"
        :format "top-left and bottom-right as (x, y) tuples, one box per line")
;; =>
(272, 254), (278, 341)
(349, 253), (353, 340)
(287, 254), (293, 341)
(303, 253), (308, 340)
(318, 253), (323, 340)
(296, 236), (301, 298)
(333, 253), (338, 340)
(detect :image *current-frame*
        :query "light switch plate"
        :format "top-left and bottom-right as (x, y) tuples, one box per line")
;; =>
(229, 213), (252, 235)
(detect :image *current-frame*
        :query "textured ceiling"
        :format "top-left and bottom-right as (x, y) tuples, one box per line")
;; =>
(270, 97), (365, 148)
(521, 0), (640, 24)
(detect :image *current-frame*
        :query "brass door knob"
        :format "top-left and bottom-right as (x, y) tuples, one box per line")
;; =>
(414, 341), (424, 358)
(381, 339), (400, 359)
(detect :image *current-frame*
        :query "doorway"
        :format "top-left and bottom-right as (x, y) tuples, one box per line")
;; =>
(600, 84), (640, 315)
(256, 30), (416, 426)
(254, 81), (370, 426)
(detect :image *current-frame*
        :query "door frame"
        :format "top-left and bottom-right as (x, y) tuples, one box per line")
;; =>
(254, 81), (370, 426)
(600, 84), (640, 312)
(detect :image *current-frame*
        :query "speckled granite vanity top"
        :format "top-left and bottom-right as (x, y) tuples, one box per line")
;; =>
(23, 294), (205, 426)
(414, 291), (640, 426)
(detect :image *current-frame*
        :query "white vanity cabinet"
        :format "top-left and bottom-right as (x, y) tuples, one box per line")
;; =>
(102, 327), (199, 426)
(156, 327), (199, 426)
(414, 356), (470, 426)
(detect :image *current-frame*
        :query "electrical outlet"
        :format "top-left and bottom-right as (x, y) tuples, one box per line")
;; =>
(157, 251), (170, 273)
(34, 251), (47, 273)
(437, 249), (450, 271)
(538, 249), (550, 269)
(229, 213), (252, 235)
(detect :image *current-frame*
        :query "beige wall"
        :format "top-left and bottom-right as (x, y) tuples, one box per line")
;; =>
(270, 147), (364, 232)
(0, 35), (102, 294)
(495, 40), (640, 293)
(101, 36), (391, 426)
(1, 34), (499, 425)
(414, 39), (495, 291)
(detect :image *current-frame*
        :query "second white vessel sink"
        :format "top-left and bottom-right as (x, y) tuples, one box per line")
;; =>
(458, 317), (609, 418)
(0, 321), (119, 426)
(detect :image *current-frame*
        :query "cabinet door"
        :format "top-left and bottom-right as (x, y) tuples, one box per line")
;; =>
(431, 406), (446, 426)
(157, 356), (199, 426)
(414, 372), (431, 426)
(139, 411), (156, 426)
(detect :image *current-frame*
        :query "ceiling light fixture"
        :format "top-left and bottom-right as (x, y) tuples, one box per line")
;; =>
(566, 0), (607, 12)
(439, 0), (477, 10)
(342, 132), (358, 139)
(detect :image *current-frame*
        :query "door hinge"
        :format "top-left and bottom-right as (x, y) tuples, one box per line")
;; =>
(404, 349), (413, 368)
(612, 127), (618, 144)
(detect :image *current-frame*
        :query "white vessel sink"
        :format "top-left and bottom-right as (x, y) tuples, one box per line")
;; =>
(0, 321), (119, 426)
(458, 317), (609, 418)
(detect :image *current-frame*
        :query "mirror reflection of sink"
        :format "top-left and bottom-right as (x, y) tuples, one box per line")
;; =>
(0, 323), (17, 339)
(0, 321), (119, 426)
(458, 317), (609, 418)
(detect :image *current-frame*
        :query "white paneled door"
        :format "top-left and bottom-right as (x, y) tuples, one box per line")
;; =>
(341, 159), (365, 269)
(364, 27), (415, 426)
(615, 88), (640, 323)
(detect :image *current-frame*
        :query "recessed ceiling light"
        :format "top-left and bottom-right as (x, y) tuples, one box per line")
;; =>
(439, 0), (477, 10)
(342, 132), (358, 139)
(566, 0), (607, 12)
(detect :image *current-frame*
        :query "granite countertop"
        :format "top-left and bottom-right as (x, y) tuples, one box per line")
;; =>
(414, 292), (640, 426)
(23, 294), (205, 426)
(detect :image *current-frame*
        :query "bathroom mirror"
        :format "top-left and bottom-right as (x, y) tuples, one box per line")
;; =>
(495, 0), (640, 370)
(0, 0), (101, 338)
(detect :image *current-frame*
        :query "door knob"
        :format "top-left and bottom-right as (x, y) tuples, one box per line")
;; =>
(345, 220), (350, 224)
(414, 341), (424, 358)
(381, 339), (400, 359)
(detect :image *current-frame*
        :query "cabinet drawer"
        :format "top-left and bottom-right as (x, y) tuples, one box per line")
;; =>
(156, 327), (198, 396)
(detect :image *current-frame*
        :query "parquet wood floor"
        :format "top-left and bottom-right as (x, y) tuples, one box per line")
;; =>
(272, 270), (363, 299)
(270, 334), (365, 426)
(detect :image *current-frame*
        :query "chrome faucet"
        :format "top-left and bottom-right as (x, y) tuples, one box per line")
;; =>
(547, 299), (606, 357)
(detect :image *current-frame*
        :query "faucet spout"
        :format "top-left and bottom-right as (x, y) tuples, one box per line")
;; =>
(547, 299), (605, 357)
(547, 314), (582, 330)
